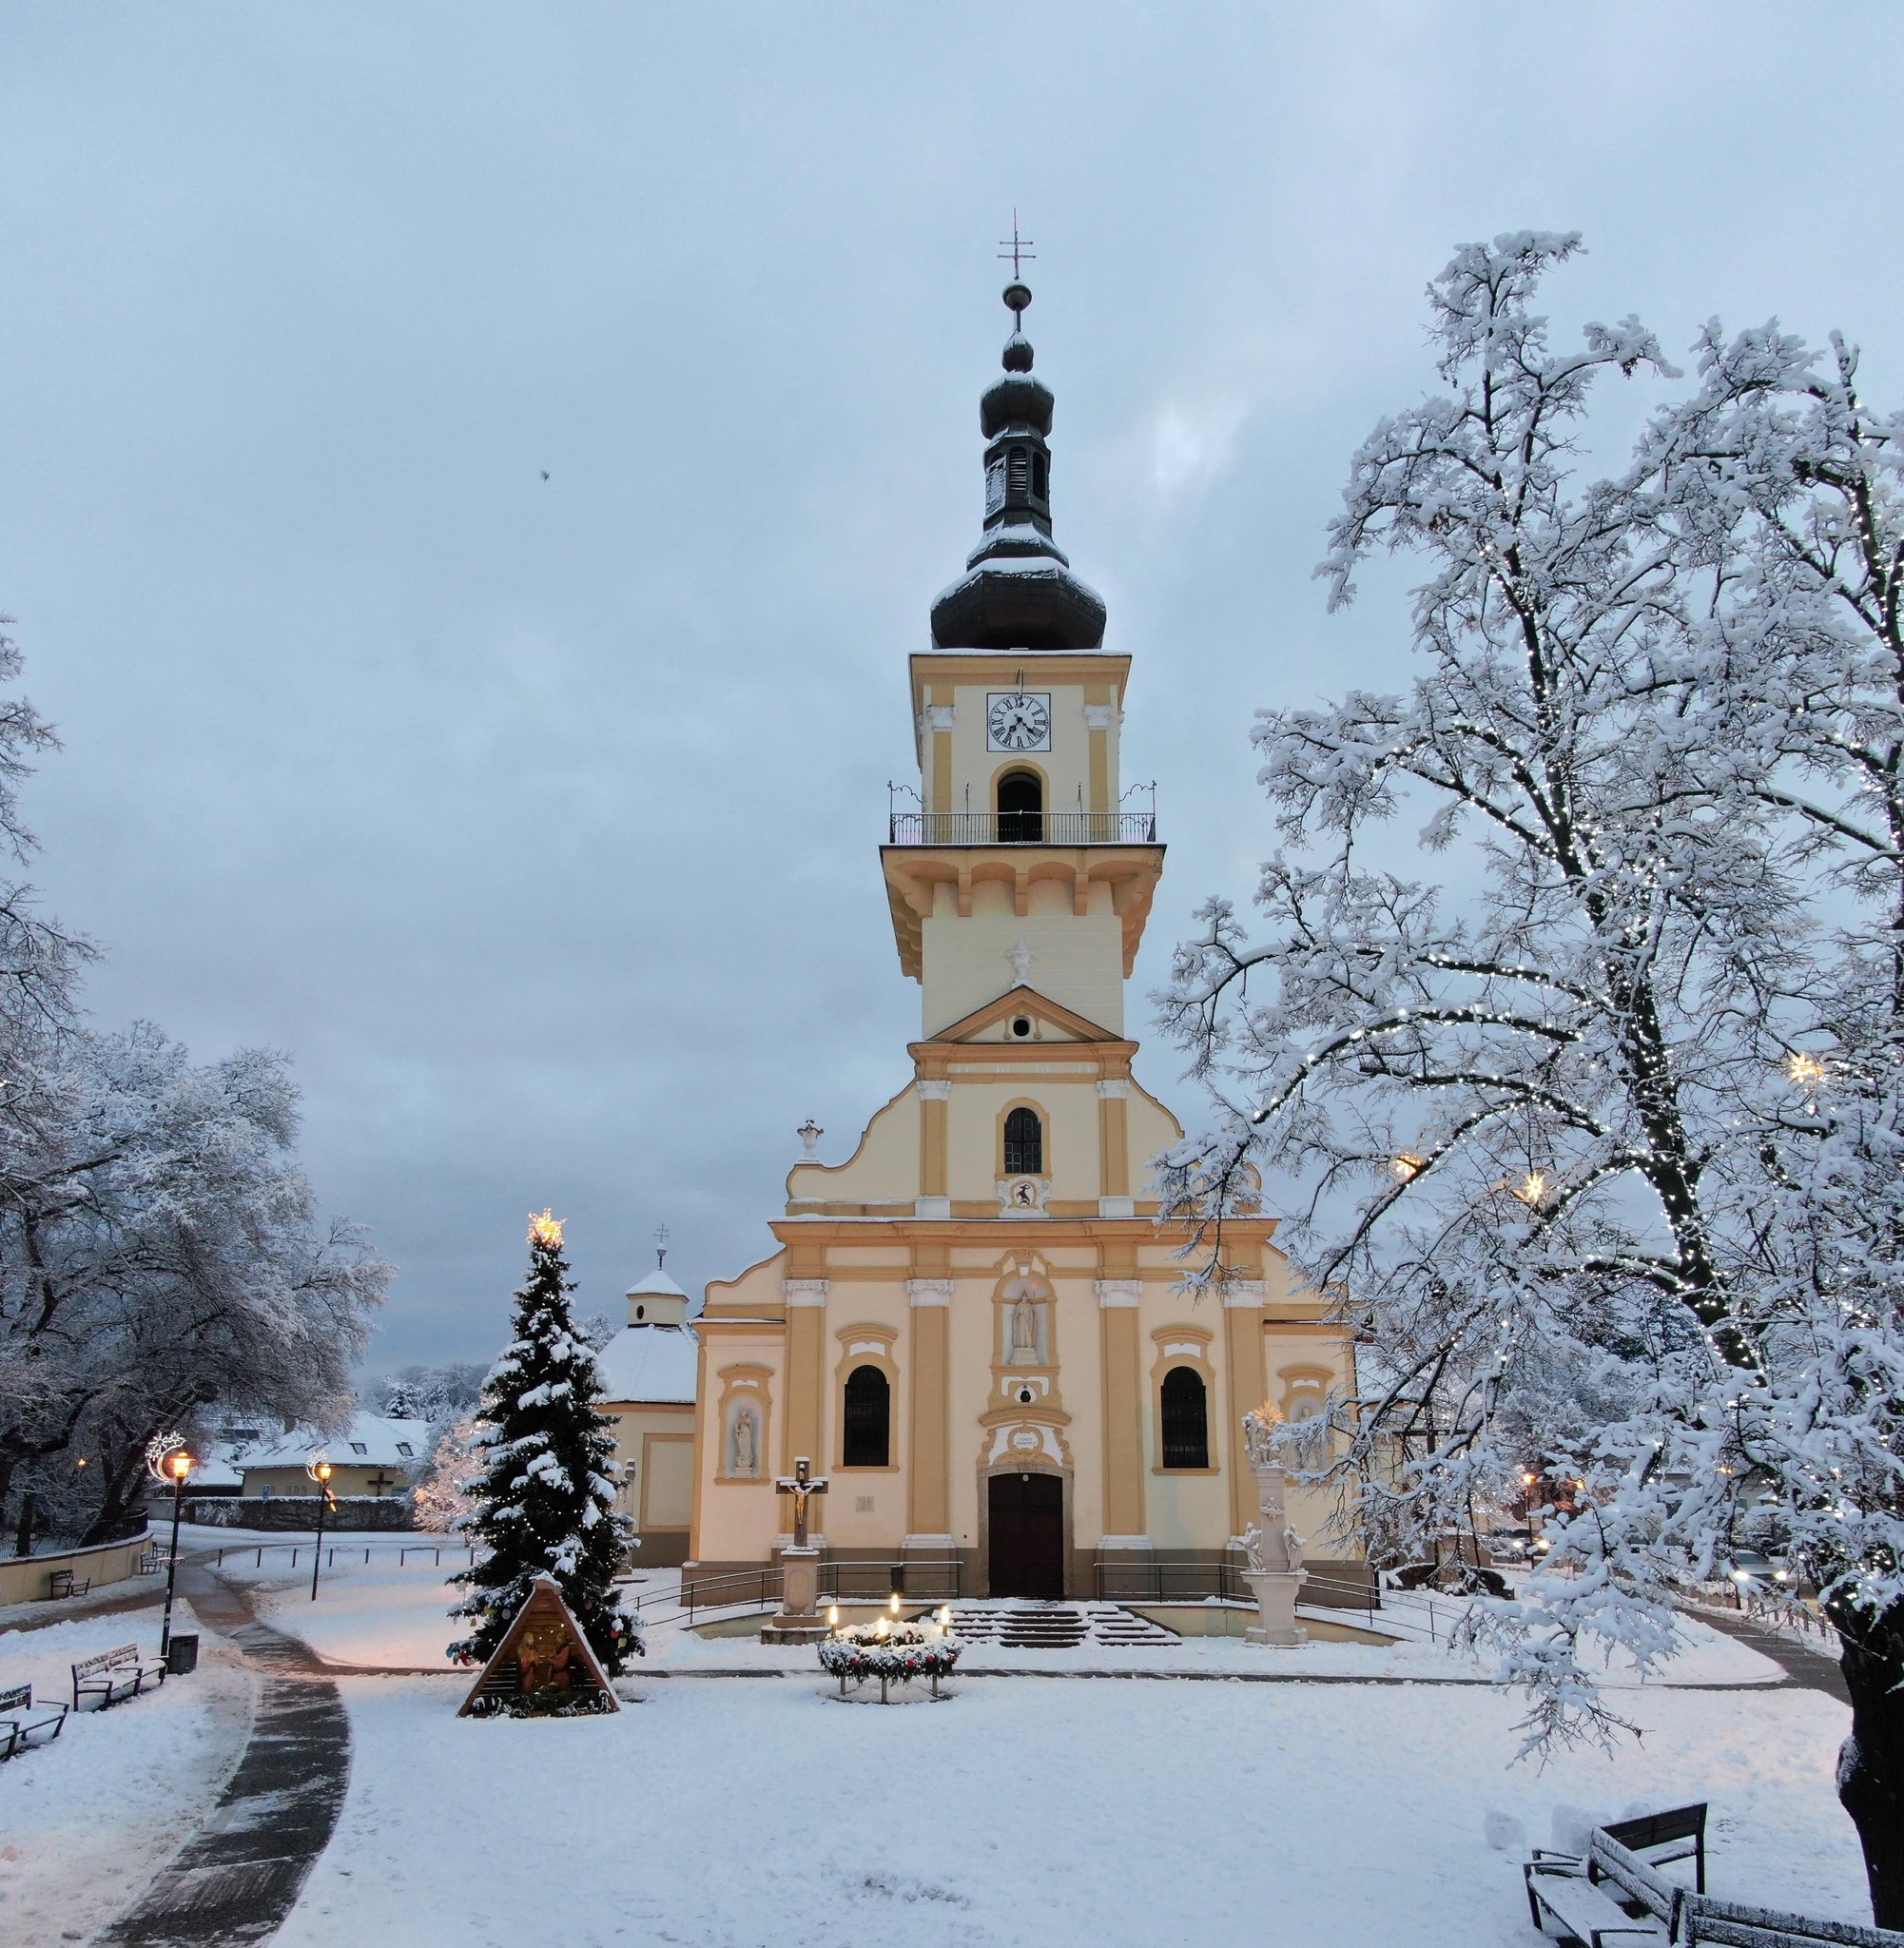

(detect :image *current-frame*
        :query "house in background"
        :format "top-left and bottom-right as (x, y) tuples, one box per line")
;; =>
(237, 1412), (435, 1499)
(597, 1268), (698, 1567)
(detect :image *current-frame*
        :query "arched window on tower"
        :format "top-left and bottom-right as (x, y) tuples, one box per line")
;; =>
(1007, 444), (1031, 500)
(1003, 1105), (1043, 1176)
(997, 769), (1043, 843)
(1160, 1367), (1210, 1470)
(1032, 450), (1048, 501)
(842, 1365), (890, 1468)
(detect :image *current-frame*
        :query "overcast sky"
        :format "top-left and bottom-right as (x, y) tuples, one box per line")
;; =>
(2, 3), (1899, 1374)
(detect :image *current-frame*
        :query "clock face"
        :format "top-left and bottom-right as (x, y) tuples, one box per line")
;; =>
(987, 692), (1051, 752)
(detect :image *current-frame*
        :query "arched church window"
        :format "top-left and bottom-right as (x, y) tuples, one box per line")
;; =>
(998, 769), (1042, 843)
(842, 1365), (890, 1468)
(1160, 1367), (1210, 1470)
(1003, 1105), (1043, 1176)
(1032, 450), (1048, 500)
(1007, 444), (1030, 498)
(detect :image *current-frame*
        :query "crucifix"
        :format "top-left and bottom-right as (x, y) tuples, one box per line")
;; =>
(773, 1454), (829, 1549)
(366, 1469), (397, 1498)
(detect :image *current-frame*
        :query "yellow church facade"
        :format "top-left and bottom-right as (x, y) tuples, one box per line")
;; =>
(683, 283), (1359, 1604)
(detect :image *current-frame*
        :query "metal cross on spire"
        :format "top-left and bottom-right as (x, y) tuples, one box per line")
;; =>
(998, 210), (1035, 280)
(653, 1222), (670, 1270)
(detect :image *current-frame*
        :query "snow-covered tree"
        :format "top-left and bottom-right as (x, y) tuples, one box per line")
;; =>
(411, 1414), (483, 1533)
(1160, 235), (1904, 1925)
(1, 1024), (391, 1541)
(379, 1362), (486, 1423)
(449, 1214), (634, 1673)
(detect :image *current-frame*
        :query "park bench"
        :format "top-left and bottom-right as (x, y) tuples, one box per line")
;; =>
(47, 1567), (90, 1600)
(1680, 1894), (1904, 1947)
(0, 1683), (68, 1759)
(71, 1643), (165, 1711)
(1525, 1806), (1904, 1948)
(1525, 1810), (1699, 1946)
(1603, 1805), (1707, 1895)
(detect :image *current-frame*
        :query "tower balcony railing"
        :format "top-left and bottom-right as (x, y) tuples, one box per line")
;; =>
(887, 810), (1158, 847)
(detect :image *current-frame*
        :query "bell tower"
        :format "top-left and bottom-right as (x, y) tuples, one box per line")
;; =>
(685, 261), (1357, 1615)
(884, 282), (1163, 1039)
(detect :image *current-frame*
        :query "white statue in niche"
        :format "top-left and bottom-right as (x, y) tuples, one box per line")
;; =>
(1010, 1292), (1039, 1362)
(729, 1403), (760, 1477)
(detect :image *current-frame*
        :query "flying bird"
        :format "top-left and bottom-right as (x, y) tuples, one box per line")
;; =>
(539, 470), (550, 481)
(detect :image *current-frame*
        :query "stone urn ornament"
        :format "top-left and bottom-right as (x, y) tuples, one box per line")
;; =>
(1239, 1409), (1309, 1646)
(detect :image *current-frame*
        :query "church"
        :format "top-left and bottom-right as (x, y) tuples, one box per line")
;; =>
(676, 281), (1361, 1607)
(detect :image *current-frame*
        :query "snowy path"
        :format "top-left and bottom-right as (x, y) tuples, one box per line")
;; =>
(91, 1566), (349, 1948)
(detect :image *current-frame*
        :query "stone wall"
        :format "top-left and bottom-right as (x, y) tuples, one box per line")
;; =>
(185, 1496), (414, 1532)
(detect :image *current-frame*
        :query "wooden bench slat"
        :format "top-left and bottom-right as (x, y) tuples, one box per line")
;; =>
(1590, 1832), (1684, 1925)
(1527, 1866), (1670, 1947)
(1683, 1895), (1904, 1948)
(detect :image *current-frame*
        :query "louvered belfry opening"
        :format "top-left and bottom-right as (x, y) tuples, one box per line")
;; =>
(1160, 1367), (1210, 1469)
(1003, 1106), (1043, 1176)
(842, 1364), (890, 1468)
(997, 769), (1043, 843)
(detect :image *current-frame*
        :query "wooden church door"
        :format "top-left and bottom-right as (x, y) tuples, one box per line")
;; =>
(987, 1471), (1064, 1598)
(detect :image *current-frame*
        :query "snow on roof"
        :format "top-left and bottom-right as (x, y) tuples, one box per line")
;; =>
(594, 1323), (698, 1405)
(627, 1267), (689, 1298)
(238, 1411), (436, 1471)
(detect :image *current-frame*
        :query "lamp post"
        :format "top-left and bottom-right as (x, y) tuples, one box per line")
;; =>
(306, 1457), (336, 1602)
(147, 1442), (195, 1661)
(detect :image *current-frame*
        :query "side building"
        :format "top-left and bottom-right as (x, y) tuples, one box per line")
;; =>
(596, 1268), (698, 1568)
(686, 284), (1361, 1605)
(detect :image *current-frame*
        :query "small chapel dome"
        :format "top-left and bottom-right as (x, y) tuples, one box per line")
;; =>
(625, 1265), (690, 1328)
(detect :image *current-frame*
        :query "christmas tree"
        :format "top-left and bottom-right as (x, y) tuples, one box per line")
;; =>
(449, 1212), (638, 1672)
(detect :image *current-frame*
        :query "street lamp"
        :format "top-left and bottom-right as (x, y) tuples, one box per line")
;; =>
(306, 1457), (336, 1602)
(143, 1437), (195, 1661)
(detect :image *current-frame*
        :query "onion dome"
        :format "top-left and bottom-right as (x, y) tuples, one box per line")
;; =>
(929, 283), (1107, 652)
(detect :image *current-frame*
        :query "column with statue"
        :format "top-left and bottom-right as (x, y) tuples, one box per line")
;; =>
(761, 1456), (830, 1644)
(1238, 1408), (1309, 1646)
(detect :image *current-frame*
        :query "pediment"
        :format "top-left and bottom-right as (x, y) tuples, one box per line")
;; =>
(922, 984), (1125, 1048)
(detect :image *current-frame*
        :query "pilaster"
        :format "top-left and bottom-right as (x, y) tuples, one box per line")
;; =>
(906, 1276), (953, 1542)
(1085, 692), (1113, 813)
(1096, 1276), (1145, 1540)
(1096, 1077), (1131, 1210)
(919, 1078), (950, 1200)
(783, 1278), (828, 1475)
(1222, 1278), (1269, 1539)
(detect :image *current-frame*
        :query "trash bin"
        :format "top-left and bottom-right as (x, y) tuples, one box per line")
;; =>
(166, 1633), (199, 1676)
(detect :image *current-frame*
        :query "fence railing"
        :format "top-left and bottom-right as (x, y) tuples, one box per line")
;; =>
(210, 1541), (474, 1571)
(1092, 1559), (1468, 1643)
(643, 1559), (964, 1630)
(887, 811), (1157, 847)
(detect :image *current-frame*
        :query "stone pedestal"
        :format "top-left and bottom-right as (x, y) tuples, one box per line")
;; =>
(761, 1547), (827, 1645)
(1238, 1439), (1309, 1647)
(1242, 1568), (1308, 1646)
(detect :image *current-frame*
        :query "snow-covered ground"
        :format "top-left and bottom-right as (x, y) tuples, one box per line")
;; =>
(3, 1555), (1860, 1948)
(0, 1602), (253, 1948)
(273, 1673), (1862, 1948)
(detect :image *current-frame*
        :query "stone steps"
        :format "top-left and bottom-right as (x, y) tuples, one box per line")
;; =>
(942, 1602), (1180, 1648)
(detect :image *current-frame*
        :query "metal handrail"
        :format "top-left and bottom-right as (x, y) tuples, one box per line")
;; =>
(1091, 1559), (1470, 1640)
(647, 1558), (964, 1630)
(888, 811), (1157, 847)
(211, 1540), (473, 1570)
